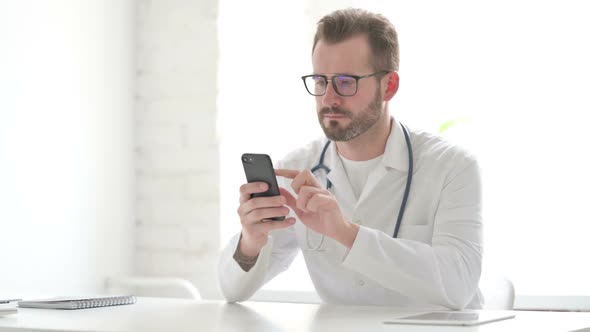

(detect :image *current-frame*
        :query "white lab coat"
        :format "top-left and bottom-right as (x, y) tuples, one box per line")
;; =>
(218, 119), (483, 309)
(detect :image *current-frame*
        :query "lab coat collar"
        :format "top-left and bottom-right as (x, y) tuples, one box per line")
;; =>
(356, 118), (409, 205)
(323, 117), (409, 209)
(383, 117), (410, 172)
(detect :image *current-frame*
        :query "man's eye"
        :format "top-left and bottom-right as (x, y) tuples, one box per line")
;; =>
(337, 77), (355, 89)
(314, 79), (327, 86)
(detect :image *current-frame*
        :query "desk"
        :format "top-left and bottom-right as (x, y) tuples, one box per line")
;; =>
(0, 298), (589, 332)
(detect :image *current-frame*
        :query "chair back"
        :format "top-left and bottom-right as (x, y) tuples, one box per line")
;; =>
(480, 274), (515, 309)
(105, 276), (201, 300)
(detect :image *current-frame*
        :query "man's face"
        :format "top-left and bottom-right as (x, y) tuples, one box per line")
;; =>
(312, 34), (385, 141)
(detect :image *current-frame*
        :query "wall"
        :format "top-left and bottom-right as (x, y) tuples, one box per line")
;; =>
(0, 0), (135, 297)
(135, 0), (220, 299)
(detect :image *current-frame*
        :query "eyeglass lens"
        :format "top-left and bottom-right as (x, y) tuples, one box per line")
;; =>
(305, 75), (357, 96)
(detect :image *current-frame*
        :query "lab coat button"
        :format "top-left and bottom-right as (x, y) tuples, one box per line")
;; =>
(358, 280), (365, 286)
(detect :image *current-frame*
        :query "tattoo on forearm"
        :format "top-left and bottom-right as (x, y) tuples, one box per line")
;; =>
(233, 246), (259, 272)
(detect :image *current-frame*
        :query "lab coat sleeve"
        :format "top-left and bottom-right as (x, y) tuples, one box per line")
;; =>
(217, 225), (299, 302)
(342, 160), (483, 309)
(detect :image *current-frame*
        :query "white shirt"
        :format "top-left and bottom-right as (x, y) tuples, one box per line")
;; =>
(218, 118), (483, 309)
(340, 154), (383, 200)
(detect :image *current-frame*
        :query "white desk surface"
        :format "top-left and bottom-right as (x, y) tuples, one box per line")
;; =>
(0, 297), (589, 332)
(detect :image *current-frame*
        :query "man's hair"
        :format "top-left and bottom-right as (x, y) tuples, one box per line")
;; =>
(312, 8), (399, 72)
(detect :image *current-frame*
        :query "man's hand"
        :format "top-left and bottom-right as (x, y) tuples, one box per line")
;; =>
(237, 182), (296, 257)
(275, 169), (359, 248)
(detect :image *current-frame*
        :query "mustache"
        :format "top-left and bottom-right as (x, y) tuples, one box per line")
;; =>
(319, 107), (353, 117)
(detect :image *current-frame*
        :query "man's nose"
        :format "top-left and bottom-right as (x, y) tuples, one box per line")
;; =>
(321, 82), (342, 108)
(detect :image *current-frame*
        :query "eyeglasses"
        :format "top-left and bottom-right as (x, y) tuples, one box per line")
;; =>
(301, 70), (389, 97)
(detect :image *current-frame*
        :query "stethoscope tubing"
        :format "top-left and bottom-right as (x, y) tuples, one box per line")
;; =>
(310, 140), (333, 189)
(392, 123), (413, 238)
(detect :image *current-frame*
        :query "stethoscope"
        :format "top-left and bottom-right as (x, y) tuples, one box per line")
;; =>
(306, 123), (414, 251)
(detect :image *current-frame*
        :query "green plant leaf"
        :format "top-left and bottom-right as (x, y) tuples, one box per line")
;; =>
(439, 119), (458, 134)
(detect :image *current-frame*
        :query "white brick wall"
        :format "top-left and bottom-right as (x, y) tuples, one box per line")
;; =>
(136, 0), (220, 299)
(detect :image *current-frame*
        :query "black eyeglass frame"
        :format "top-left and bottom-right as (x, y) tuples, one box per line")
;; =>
(301, 70), (390, 97)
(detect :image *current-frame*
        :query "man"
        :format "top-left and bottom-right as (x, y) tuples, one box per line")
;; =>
(218, 8), (483, 309)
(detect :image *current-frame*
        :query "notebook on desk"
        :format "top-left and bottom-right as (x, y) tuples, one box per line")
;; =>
(383, 311), (515, 326)
(18, 295), (136, 310)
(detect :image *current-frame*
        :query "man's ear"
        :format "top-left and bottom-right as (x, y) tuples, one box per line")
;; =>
(384, 71), (400, 102)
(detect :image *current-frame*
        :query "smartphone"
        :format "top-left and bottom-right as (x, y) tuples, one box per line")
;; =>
(241, 153), (285, 221)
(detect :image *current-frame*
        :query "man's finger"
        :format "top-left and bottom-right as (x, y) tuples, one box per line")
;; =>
(279, 187), (304, 217)
(252, 217), (296, 233)
(239, 182), (269, 203)
(275, 169), (300, 179)
(245, 206), (290, 224)
(241, 196), (286, 214)
(306, 193), (335, 212)
(297, 186), (324, 213)
(290, 169), (321, 193)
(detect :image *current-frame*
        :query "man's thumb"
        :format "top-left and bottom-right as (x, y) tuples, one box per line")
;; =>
(279, 187), (303, 217)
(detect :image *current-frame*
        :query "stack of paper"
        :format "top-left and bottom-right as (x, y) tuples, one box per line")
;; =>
(0, 299), (19, 316)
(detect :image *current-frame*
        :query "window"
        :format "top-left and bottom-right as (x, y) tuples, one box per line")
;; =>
(218, 0), (590, 309)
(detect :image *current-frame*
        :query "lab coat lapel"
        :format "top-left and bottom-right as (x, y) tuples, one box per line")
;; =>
(356, 163), (388, 207)
(356, 118), (410, 207)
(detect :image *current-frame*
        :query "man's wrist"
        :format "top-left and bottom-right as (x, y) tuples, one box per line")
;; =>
(238, 232), (265, 257)
(335, 222), (360, 249)
(233, 233), (262, 272)
(233, 243), (259, 272)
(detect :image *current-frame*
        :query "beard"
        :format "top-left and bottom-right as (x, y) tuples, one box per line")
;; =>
(317, 89), (384, 142)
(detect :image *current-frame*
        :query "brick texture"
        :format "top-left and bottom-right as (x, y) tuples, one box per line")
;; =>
(136, 0), (220, 299)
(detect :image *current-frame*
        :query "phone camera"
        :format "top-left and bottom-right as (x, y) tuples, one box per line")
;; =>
(242, 156), (252, 163)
